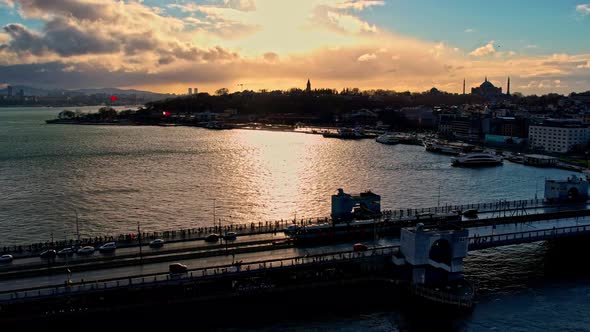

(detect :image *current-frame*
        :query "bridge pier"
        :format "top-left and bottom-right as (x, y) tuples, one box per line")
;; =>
(393, 224), (474, 308)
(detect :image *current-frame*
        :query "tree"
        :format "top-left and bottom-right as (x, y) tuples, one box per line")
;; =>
(215, 88), (229, 96)
(98, 106), (117, 120)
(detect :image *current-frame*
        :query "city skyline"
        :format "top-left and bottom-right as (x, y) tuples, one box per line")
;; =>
(0, 0), (589, 94)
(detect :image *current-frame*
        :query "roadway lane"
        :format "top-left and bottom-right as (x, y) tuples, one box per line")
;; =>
(466, 215), (590, 237)
(0, 237), (399, 292)
(0, 232), (287, 268)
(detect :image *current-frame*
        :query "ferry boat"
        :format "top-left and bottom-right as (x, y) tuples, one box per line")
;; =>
(322, 128), (376, 139)
(376, 134), (399, 145)
(451, 152), (503, 167)
(424, 140), (477, 155)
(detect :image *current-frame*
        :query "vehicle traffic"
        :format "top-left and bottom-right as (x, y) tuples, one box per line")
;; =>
(77, 246), (95, 255)
(40, 249), (57, 259)
(98, 242), (117, 253)
(149, 239), (165, 248)
(0, 254), (13, 264)
(205, 234), (220, 242)
(57, 247), (75, 257)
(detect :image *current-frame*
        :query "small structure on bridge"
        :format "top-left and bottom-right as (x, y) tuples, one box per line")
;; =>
(331, 188), (381, 221)
(394, 224), (468, 285)
(545, 175), (588, 203)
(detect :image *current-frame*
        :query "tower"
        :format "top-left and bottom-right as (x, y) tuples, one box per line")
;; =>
(188, 87), (192, 95)
(506, 77), (510, 96)
(462, 79), (466, 95)
(306, 79), (311, 92)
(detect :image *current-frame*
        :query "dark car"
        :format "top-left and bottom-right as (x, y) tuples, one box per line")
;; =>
(205, 234), (220, 243)
(169, 263), (188, 274)
(353, 243), (368, 252)
(222, 232), (237, 241)
(40, 249), (57, 259)
(149, 239), (165, 248)
(462, 209), (478, 218)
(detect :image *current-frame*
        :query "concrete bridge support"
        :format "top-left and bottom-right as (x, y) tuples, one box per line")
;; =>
(395, 224), (468, 285)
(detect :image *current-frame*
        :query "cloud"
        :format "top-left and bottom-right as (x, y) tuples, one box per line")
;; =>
(357, 53), (376, 61)
(223, 0), (256, 12)
(263, 52), (279, 62)
(576, 4), (590, 16)
(334, 0), (385, 11)
(525, 44), (538, 49)
(469, 41), (496, 56)
(464, 28), (475, 33)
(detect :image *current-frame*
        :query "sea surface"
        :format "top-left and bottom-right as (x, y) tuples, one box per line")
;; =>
(1, 107), (590, 331)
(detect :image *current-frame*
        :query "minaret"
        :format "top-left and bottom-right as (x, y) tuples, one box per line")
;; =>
(485, 76), (488, 82)
(306, 79), (311, 92)
(506, 77), (511, 96)
(462, 78), (466, 95)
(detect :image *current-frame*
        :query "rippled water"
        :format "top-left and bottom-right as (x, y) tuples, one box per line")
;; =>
(2, 107), (590, 330)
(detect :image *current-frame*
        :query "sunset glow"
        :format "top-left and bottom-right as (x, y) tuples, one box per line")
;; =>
(0, 0), (589, 94)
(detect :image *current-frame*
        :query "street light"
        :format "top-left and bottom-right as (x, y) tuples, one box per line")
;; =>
(137, 220), (143, 264)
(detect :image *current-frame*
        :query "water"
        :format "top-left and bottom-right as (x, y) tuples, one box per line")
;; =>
(2, 107), (590, 330)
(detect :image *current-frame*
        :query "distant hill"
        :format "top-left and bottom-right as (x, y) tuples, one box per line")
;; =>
(0, 85), (174, 100)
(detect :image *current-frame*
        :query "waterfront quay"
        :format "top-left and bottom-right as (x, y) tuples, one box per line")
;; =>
(2, 197), (590, 322)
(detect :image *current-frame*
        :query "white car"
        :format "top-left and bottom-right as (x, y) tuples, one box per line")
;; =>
(0, 254), (13, 263)
(98, 242), (117, 253)
(77, 246), (95, 255)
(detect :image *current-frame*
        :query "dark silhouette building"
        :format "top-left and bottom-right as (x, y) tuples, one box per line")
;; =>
(471, 77), (502, 98)
(306, 79), (311, 92)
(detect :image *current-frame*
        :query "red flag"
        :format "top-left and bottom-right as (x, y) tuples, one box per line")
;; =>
(110, 95), (118, 101)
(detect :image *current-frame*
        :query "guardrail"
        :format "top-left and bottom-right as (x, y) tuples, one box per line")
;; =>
(468, 223), (590, 250)
(3, 197), (576, 255)
(0, 246), (397, 303)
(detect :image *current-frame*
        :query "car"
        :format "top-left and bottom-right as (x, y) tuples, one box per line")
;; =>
(98, 242), (117, 253)
(169, 263), (188, 274)
(149, 239), (165, 248)
(40, 249), (57, 259)
(222, 232), (237, 241)
(0, 254), (13, 264)
(57, 247), (75, 257)
(77, 246), (95, 255)
(462, 209), (478, 218)
(353, 243), (368, 252)
(284, 224), (299, 234)
(205, 234), (220, 243)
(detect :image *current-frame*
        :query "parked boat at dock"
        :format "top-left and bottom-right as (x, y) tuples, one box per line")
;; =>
(376, 134), (399, 145)
(424, 140), (480, 156)
(322, 128), (377, 139)
(451, 152), (503, 167)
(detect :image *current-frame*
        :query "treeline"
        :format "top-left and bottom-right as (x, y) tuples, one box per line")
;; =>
(145, 89), (488, 116)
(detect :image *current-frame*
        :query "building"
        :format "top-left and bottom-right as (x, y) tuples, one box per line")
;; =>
(528, 119), (590, 153)
(331, 188), (381, 221)
(471, 77), (502, 98)
(188, 88), (192, 95)
(193, 88), (198, 95)
(544, 176), (588, 203)
(306, 79), (311, 92)
(438, 113), (485, 142)
(6, 85), (12, 97)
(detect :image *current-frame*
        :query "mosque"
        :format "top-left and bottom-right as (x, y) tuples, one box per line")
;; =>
(468, 77), (511, 99)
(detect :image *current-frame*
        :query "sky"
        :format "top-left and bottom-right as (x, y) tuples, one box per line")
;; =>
(0, 0), (589, 95)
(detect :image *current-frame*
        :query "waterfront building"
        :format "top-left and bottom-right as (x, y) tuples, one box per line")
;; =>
(438, 113), (485, 142)
(544, 175), (589, 202)
(528, 119), (590, 153)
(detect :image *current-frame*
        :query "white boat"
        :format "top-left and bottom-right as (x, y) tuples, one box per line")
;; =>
(451, 152), (503, 167)
(376, 134), (399, 145)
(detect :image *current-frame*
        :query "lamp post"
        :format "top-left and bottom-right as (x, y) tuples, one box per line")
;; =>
(137, 220), (143, 264)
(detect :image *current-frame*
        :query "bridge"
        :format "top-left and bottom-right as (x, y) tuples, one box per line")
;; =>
(1, 197), (590, 320)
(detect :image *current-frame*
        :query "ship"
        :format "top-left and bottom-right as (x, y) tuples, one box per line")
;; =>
(424, 140), (480, 156)
(322, 128), (377, 139)
(376, 134), (399, 145)
(451, 152), (503, 167)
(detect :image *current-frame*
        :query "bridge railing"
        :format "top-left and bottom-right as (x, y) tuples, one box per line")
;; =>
(0, 246), (397, 303)
(3, 197), (565, 256)
(468, 224), (590, 250)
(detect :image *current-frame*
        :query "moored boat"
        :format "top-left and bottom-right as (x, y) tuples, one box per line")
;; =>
(451, 152), (503, 167)
(376, 134), (399, 145)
